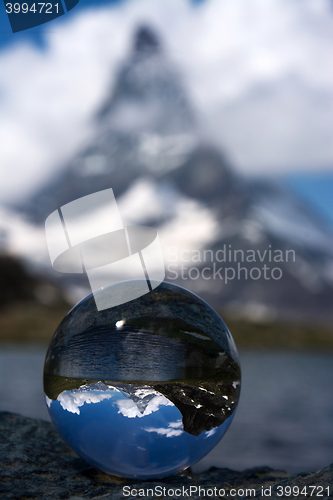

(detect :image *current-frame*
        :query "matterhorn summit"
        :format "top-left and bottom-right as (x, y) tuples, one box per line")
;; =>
(23, 25), (199, 222)
(98, 26), (195, 135)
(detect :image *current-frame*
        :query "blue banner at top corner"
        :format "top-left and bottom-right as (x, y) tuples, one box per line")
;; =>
(64, 0), (79, 12)
(3, 0), (80, 33)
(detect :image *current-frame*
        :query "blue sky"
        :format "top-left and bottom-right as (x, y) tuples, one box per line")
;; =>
(47, 386), (229, 477)
(286, 172), (333, 231)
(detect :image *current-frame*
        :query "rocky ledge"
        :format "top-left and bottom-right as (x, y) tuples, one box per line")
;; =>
(0, 412), (332, 499)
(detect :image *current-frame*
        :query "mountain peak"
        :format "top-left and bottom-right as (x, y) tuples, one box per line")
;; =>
(134, 26), (161, 57)
(96, 24), (194, 133)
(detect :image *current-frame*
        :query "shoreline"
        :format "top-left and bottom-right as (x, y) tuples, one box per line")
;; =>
(0, 301), (332, 349)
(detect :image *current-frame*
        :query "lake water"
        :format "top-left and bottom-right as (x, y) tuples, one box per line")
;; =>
(1, 346), (332, 473)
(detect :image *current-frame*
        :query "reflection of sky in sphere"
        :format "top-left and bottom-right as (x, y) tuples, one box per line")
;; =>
(44, 281), (241, 478)
(47, 386), (232, 479)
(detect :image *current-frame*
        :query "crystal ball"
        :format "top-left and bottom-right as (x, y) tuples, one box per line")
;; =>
(43, 281), (241, 479)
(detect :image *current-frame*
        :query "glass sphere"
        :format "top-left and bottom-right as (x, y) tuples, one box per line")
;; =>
(44, 281), (241, 479)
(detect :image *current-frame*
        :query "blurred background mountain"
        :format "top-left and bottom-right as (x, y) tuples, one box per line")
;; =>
(1, 10), (332, 332)
(1, 0), (333, 475)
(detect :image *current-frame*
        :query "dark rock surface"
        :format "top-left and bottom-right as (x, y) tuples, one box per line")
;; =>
(1, 412), (332, 499)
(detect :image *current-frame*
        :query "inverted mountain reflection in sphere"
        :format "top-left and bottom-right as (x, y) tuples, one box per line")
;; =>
(43, 281), (241, 479)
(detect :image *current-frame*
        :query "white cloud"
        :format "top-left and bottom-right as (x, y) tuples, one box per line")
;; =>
(0, 6), (131, 202)
(1, 0), (333, 203)
(57, 389), (113, 415)
(205, 428), (217, 438)
(144, 419), (184, 437)
(0, 206), (49, 261)
(116, 394), (173, 418)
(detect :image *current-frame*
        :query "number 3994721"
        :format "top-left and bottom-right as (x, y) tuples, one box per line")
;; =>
(5, 3), (59, 14)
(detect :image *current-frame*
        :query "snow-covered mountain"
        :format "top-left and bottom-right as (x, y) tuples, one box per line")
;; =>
(10, 25), (333, 322)
(21, 26), (198, 223)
